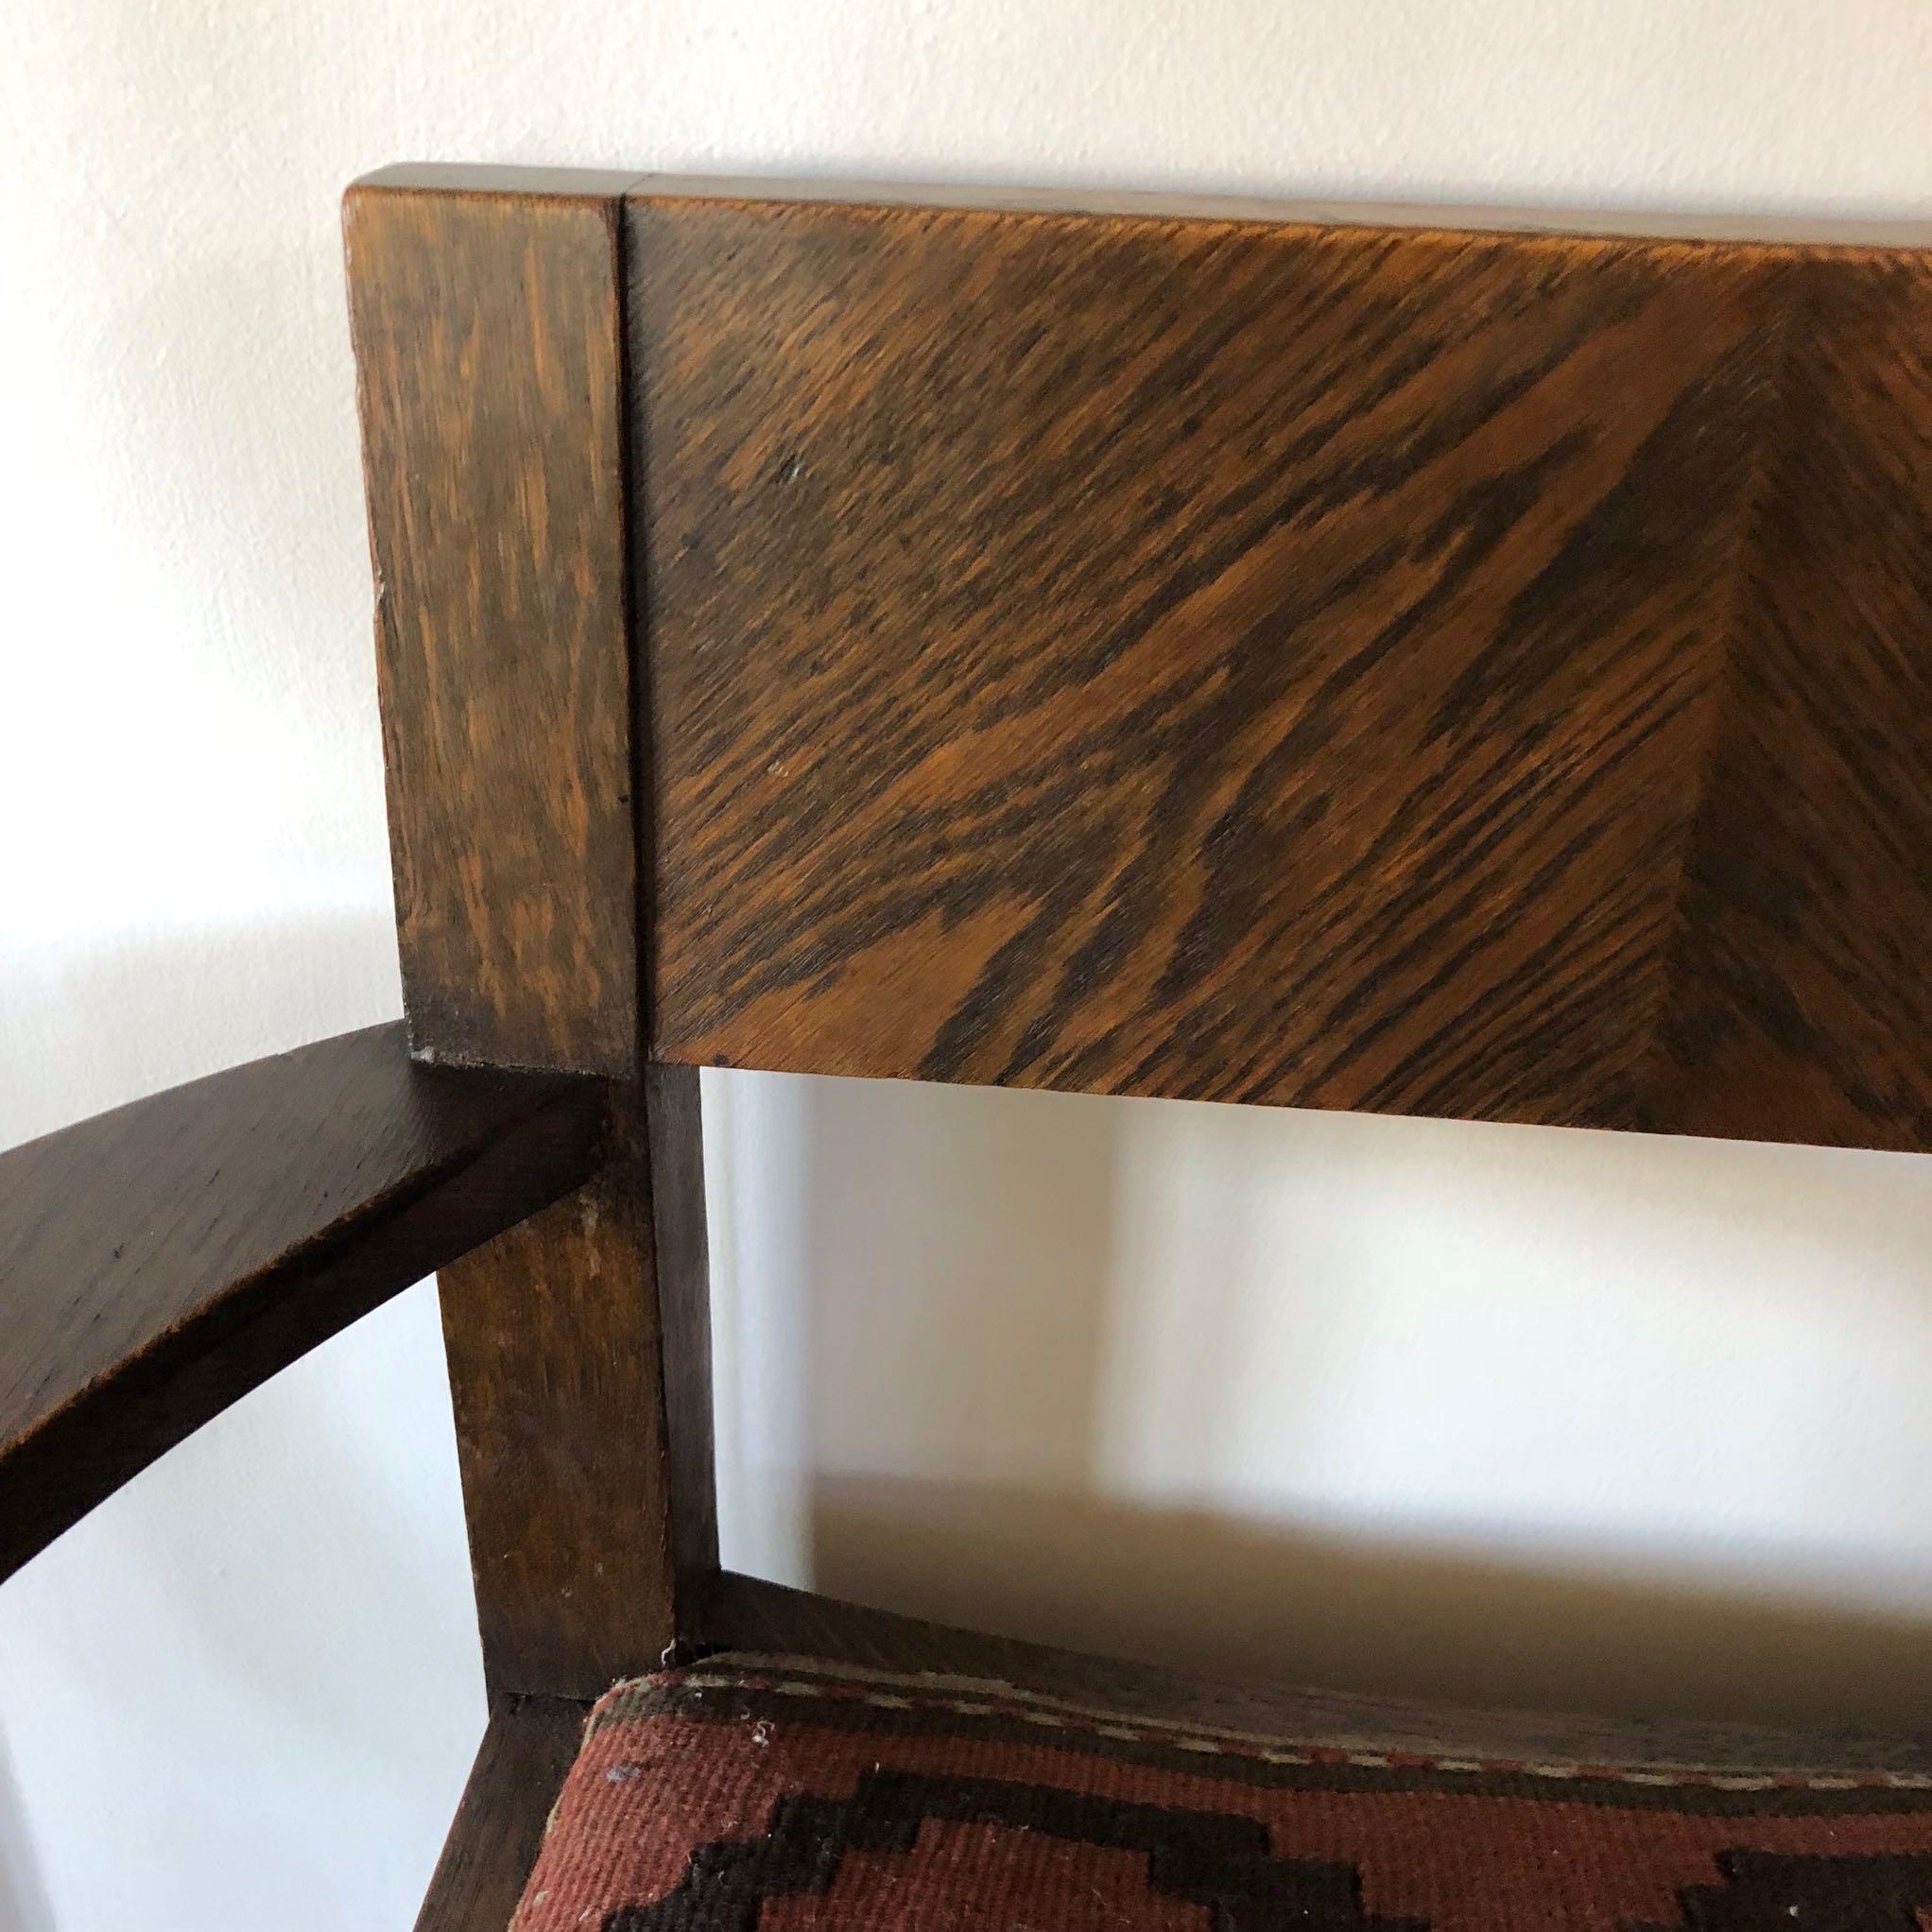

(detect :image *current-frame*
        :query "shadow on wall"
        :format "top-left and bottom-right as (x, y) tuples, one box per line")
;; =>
(0, 906), (402, 1148)
(707, 1061), (1932, 1738)
(811, 1475), (1932, 1734)
(0, 1719), (52, 1932)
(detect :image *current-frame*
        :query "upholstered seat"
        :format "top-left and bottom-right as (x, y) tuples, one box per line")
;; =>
(511, 1657), (1932, 1931)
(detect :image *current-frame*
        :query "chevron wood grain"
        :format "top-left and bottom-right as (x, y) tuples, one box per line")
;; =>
(1649, 254), (1932, 1151)
(625, 188), (1932, 1151)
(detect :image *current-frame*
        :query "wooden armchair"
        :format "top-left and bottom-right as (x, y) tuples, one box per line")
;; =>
(7, 166), (1931, 1928)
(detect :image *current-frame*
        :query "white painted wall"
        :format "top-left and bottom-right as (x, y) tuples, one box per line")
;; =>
(4, 1), (1931, 1924)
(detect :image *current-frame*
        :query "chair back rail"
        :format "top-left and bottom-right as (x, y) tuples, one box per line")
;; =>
(343, 167), (1932, 1699)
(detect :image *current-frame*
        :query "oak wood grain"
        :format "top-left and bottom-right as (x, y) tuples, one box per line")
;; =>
(627, 172), (1932, 249)
(345, 167), (641, 1077)
(698, 1571), (1932, 1777)
(348, 167), (721, 1700)
(439, 1086), (691, 1699)
(0, 1023), (603, 1581)
(413, 1693), (586, 1932)
(1650, 254), (1932, 1150)
(628, 188), (1932, 1149)
(629, 197), (1751, 1119)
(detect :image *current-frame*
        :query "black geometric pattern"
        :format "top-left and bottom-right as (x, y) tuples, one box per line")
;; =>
(603, 1768), (1429, 1931)
(1638, 1851), (1932, 1931)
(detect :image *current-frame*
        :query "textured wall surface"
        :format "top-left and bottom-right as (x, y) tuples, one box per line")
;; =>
(3, 1), (1931, 1924)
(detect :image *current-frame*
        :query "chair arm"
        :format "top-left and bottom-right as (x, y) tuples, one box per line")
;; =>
(0, 1021), (605, 1580)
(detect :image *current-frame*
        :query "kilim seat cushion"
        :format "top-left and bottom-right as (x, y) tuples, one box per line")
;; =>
(509, 1656), (1932, 1932)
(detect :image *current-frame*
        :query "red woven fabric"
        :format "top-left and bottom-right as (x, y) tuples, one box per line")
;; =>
(512, 1658), (1932, 1931)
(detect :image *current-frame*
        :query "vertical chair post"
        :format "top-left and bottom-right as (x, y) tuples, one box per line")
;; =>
(343, 165), (714, 1699)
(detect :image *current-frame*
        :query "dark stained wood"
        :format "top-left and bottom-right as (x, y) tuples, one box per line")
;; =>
(345, 166), (642, 1078)
(630, 194), (1764, 1125)
(1650, 254), (1932, 1150)
(628, 188), (1932, 1150)
(346, 166), (720, 1703)
(0, 1024), (603, 1581)
(698, 1570), (1932, 1777)
(628, 172), (1932, 249)
(438, 1080), (709, 1700)
(414, 1694), (586, 1932)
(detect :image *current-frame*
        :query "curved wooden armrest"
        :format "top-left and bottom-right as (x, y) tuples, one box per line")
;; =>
(0, 1022), (605, 1580)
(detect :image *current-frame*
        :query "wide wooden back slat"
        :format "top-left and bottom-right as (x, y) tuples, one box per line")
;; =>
(631, 192), (1932, 1151)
